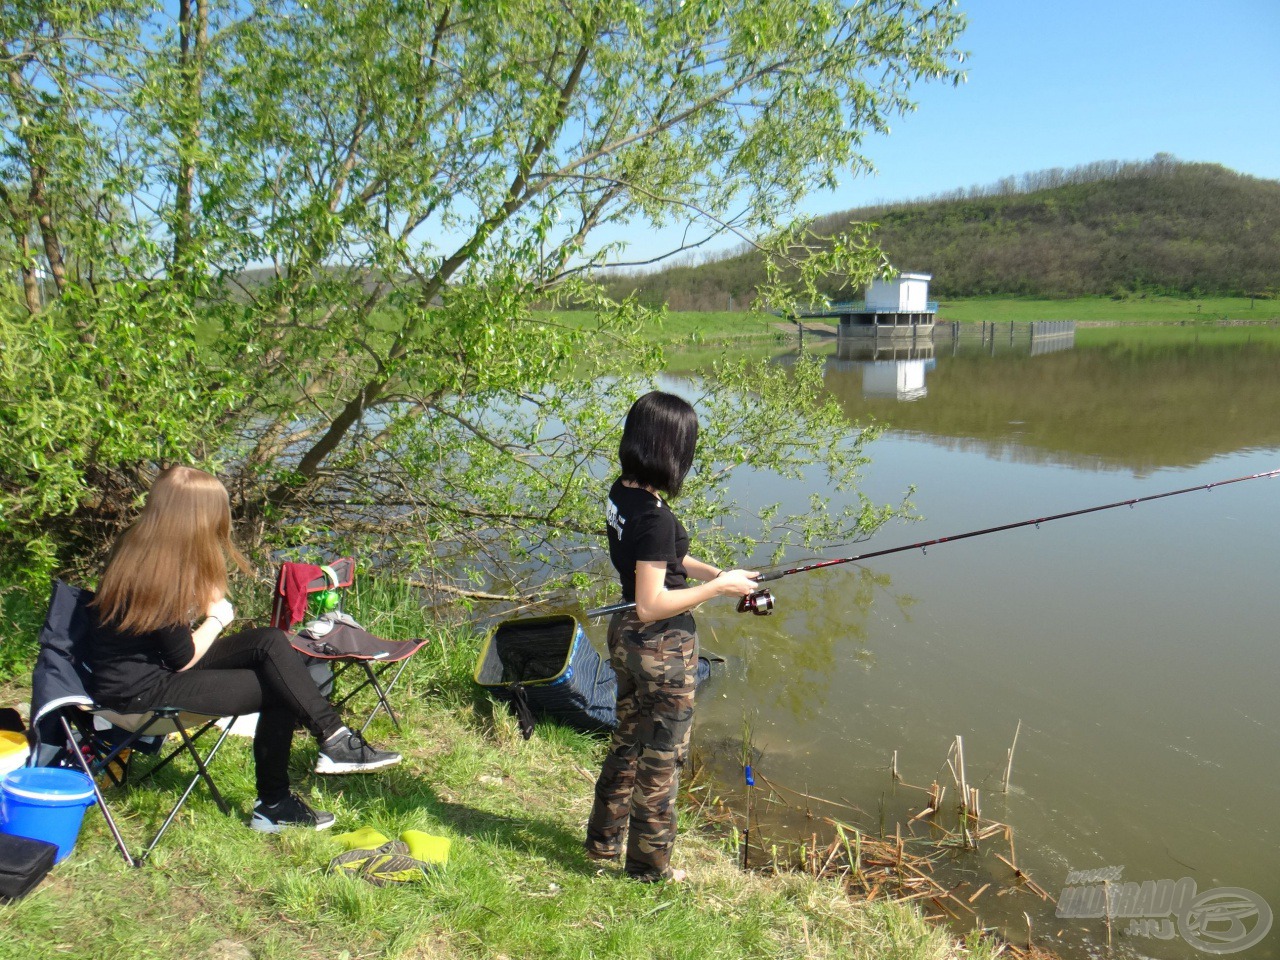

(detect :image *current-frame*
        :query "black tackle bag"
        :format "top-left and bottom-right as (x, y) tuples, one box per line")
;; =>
(474, 615), (617, 737)
(0, 833), (58, 903)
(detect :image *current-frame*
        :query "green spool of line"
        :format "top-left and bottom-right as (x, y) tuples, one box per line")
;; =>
(315, 589), (340, 613)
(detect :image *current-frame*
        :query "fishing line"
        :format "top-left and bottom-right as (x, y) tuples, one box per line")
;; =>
(585, 466), (1280, 619)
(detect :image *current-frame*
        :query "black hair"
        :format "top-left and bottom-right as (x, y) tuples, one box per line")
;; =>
(618, 390), (699, 498)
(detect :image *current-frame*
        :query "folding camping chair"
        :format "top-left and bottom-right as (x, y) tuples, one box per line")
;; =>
(271, 559), (428, 736)
(29, 580), (240, 867)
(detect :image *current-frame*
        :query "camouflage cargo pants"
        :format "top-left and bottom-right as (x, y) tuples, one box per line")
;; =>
(585, 610), (698, 881)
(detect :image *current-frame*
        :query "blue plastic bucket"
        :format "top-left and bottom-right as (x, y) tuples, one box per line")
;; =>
(0, 767), (97, 863)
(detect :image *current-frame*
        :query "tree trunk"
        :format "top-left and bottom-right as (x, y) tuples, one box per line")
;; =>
(0, 183), (42, 313)
(172, 0), (208, 281)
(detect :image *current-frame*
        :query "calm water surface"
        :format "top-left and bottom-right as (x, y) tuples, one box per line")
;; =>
(671, 328), (1280, 959)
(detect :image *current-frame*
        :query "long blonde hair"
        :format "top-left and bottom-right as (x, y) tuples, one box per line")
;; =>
(94, 466), (251, 634)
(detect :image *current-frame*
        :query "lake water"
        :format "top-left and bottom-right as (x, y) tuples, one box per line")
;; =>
(672, 325), (1280, 959)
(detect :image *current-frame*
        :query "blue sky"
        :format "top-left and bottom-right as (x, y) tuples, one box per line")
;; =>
(613, 0), (1280, 263)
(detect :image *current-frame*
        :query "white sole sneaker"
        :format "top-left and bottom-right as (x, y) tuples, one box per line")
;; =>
(250, 804), (336, 833)
(314, 752), (401, 775)
(250, 815), (337, 833)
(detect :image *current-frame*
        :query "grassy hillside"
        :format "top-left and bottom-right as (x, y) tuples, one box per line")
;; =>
(601, 158), (1280, 306)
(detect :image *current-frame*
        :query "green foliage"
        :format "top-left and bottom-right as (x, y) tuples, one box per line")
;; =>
(1, 1), (964, 597)
(0, 283), (241, 592)
(680, 354), (906, 569)
(604, 158), (1280, 305)
(0, 584), (42, 679)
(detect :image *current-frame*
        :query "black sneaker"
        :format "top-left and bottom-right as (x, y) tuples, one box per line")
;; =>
(251, 793), (336, 833)
(315, 729), (401, 774)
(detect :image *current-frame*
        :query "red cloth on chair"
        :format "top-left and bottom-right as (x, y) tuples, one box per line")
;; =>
(271, 562), (324, 629)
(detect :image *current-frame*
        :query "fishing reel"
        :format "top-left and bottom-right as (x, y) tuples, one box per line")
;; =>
(736, 588), (775, 616)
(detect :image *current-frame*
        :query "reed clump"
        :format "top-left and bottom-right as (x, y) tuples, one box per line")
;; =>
(697, 728), (1059, 960)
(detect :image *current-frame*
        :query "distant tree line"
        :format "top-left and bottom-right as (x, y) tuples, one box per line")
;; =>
(598, 158), (1280, 306)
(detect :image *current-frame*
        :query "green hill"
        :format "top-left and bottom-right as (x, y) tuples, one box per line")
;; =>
(600, 157), (1280, 306)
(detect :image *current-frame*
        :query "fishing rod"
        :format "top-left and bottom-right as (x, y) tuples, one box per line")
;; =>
(584, 466), (1280, 619)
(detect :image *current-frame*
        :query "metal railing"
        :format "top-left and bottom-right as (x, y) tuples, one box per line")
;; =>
(803, 300), (939, 315)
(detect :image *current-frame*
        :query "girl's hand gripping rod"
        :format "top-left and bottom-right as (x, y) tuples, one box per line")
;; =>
(583, 466), (1280, 621)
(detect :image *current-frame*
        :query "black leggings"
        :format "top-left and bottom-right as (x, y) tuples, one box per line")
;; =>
(122, 627), (343, 804)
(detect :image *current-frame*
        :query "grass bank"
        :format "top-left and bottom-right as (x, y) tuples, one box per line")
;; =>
(931, 295), (1277, 324)
(545, 296), (1279, 347)
(1, 578), (1000, 960)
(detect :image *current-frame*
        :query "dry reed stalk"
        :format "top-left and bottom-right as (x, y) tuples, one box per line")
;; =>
(950, 735), (978, 847)
(819, 838), (841, 876)
(992, 852), (1051, 900)
(1003, 719), (1022, 793)
(929, 896), (963, 921)
(897, 857), (963, 902)
(910, 781), (944, 821)
(737, 762), (1053, 924)
(900, 887), (939, 903)
(757, 773), (860, 812)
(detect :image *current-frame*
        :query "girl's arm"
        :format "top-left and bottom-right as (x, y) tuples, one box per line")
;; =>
(633, 561), (758, 623)
(682, 556), (723, 582)
(181, 597), (234, 671)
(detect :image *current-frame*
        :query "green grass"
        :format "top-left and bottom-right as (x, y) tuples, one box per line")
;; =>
(936, 294), (1279, 324)
(1, 577), (1002, 960)
(542, 297), (1280, 346)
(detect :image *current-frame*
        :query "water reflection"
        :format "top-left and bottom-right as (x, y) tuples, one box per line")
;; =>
(936, 320), (1077, 358)
(723, 564), (899, 720)
(680, 329), (1280, 960)
(825, 323), (1080, 404)
(830, 341), (936, 401)
(816, 334), (1280, 472)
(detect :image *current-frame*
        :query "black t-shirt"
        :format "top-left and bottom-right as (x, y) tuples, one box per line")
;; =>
(86, 611), (196, 706)
(606, 478), (689, 602)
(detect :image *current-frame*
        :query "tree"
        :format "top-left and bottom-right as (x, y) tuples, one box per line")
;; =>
(1, 0), (963, 602)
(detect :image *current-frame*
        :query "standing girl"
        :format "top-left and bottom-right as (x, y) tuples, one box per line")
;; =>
(88, 466), (400, 833)
(585, 391), (757, 881)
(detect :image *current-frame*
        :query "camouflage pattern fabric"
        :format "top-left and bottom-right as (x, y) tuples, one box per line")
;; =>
(585, 610), (697, 882)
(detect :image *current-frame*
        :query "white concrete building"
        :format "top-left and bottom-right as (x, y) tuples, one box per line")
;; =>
(866, 272), (932, 313)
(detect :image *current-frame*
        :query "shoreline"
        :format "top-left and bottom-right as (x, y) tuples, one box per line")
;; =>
(0, 603), (1049, 960)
